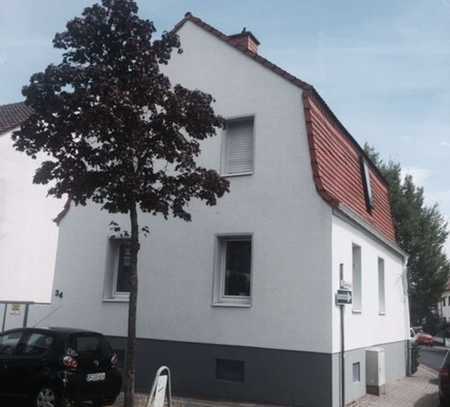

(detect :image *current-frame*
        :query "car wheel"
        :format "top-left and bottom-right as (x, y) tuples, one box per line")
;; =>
(35, 386), (61, 407)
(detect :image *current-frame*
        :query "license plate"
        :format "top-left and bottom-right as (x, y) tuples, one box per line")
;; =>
(86, 372), (106, 382)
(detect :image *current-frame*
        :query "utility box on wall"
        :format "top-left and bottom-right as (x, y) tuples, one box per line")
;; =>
(366, 347), (386, 395)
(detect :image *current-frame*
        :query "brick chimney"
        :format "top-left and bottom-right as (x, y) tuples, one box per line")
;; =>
(228, 28), (260, 54)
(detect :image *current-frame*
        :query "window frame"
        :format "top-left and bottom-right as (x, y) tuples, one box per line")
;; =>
(352, 243), (362, 313)
(111, 239), (132, 299)
(0, 329), (24, 356)
(378, 257), (386, 315)
(212, 234), (253, 308)
(361, 158), (374, 211)
(352, 362), (361, 383)
(221, 116), (255, 177)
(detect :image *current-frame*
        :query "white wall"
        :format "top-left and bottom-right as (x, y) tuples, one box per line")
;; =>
(30, 20), (334, 353)
(438, 290), (450, 321)
(331, 214), (409, 353)
(0, 130), (63, 304)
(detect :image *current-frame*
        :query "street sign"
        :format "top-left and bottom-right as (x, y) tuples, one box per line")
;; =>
(152, 375), (167, 407)
(335, 289), (352, 306)
(146, 366), (172, 407)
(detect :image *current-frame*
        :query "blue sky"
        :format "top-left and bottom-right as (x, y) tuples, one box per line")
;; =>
(1, 0), (450, 252)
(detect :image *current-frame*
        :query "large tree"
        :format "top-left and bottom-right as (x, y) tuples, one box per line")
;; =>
(13, 1), (229, 406)
(364, 144), (450, 326)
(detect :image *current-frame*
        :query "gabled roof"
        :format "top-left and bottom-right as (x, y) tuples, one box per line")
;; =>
(0, 102), (33, 135)
(174, 13), (397, 243)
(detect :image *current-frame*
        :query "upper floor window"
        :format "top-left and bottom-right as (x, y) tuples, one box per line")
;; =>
(213, 235), (252, 306)
(222, 117), (254, 176)
(112, 240), (132, 297)
(378, 257), (386, 315)
(361, 159), (374, 210)
(352, 244), (362, 312)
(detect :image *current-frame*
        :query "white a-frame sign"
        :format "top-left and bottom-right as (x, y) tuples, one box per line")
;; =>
(146, 366), (172, 407)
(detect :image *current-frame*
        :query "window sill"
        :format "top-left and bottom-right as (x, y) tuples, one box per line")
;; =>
(103, 297), (129, 303)
(222, 171), (254, 178)
(379, 312), (386, 316)
(212, 301), (252, 308)
(352, 309), (362, 314)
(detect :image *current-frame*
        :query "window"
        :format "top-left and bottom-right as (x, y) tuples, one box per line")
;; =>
(216, 359), (245, 382)
(112, 240), (132, 297)
(0, 331), (22, 355)
(352, 362), (361, 383)
(378, 257), (386, 315)
(444, 297), (447, 307)
(223, 117), (254, 175)
(20, 333), (54, 356)
(213, 235), (252, 306)
(352, 244), (362, 312)
(71, 334), (112, 359)
(361, 159), (374, 210)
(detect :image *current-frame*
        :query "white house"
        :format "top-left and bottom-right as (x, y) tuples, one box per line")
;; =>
(27, 14), (410, 407)
(438, 281), (450, 322)
(0, 102), (65, 330)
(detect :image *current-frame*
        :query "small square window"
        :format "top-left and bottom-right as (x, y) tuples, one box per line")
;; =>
(213, 235), (252, 306)
(222, 117), (254, 175)
(112, 240), (132, 297)
(352, 362), (361, 383)
(216, 359), (245, 382)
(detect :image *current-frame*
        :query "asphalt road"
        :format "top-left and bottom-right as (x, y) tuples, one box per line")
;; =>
(420, 345), (448, 370)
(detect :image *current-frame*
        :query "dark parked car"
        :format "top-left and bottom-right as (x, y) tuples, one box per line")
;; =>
(439, 351), (450, 406)
(0, 327), (121, 407)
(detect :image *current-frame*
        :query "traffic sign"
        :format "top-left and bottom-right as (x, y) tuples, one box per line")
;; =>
(335, 289), (352, 305)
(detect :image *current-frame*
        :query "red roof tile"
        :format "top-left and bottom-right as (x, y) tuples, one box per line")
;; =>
(0, 102), (33, 135)
(303, 92), (396, 241)
(175, 13), (397, 243)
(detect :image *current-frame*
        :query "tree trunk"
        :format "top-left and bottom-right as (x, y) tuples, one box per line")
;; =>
(124, 201), (139, 407)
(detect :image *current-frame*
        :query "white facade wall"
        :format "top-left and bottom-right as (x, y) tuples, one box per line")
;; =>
(0, 129), (62, 304)
(29, 21), (333, 353)
(438, 290), (450, 321)
(331, 214), (409, 353)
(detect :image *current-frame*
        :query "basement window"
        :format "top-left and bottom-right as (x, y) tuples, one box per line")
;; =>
(361, 159), (374, 211)
(216, 359), (245, 382)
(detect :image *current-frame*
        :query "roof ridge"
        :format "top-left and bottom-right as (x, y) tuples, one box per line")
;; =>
(172, 12), (389, 187)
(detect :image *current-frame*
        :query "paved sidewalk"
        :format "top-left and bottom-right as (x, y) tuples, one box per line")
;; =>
(357, 366), (439, 407)
(113, 366), (440, 407)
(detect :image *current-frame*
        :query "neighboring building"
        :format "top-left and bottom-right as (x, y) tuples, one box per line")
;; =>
(28, 14), (410, 407)
(0, 102), (65, 330)
(438, 280), (450, 322)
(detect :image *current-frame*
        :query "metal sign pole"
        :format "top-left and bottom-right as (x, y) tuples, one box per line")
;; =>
(336, 263), (349, 407)
(23, 304), (30, 328)
(1, 304), (7, 332)
(340, 301), (345, 407)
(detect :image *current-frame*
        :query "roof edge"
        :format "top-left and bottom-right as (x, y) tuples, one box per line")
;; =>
(172, 13), (389, 189)
(333, 204), (407, 260)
